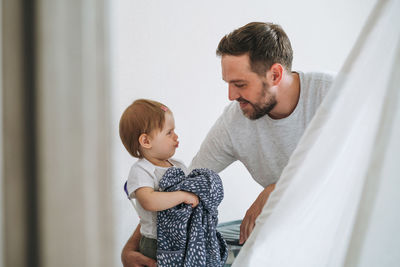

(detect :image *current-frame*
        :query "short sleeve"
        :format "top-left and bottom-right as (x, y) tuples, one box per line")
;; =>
(126, 165), (155, 198)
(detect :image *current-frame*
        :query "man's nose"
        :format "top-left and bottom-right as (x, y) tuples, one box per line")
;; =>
(228, 84), (239, 101)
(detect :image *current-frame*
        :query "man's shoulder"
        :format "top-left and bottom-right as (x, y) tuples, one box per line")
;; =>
(301, 71), (336, 86)
(299, 71), (336, 99)
(298, 71), (336, 108)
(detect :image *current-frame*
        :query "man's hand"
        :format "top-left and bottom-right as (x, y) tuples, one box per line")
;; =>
(121, 250), (156, 267)
(239, 183), (276, 244)
(121, 224), (157, 267)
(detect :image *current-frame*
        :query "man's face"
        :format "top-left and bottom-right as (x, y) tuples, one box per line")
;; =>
(221, 54), (277, 120)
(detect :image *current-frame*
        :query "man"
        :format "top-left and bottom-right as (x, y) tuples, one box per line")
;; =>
(122, 22), (334, 266)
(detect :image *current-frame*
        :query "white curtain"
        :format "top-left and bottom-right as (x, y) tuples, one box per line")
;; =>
(233, 0), (400, 266)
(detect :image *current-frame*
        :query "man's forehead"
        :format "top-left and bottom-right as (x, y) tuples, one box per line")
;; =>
(221, 54), (253, 82)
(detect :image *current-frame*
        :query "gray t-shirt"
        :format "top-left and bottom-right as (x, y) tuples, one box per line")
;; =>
(189, 71), (334, 187)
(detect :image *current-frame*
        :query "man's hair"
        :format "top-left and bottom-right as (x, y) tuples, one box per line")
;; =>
(216, 22), (293, 75)
(119, 99), (170, 158)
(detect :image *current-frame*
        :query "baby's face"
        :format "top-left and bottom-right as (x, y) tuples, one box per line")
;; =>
(149, 112), (179, 160)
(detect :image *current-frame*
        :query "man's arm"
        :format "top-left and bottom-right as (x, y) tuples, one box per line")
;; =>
(121, 224), (156, 267)
(239, 183), (276, 244)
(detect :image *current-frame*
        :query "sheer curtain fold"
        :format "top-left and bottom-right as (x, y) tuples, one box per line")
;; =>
(233, 0), (400, 266)
(36, 1), (114, 266)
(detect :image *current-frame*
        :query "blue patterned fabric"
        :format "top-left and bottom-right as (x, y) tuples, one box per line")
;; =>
(156, 167), (228, 267)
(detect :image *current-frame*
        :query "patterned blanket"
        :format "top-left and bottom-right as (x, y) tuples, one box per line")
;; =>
(157, 167), (228, 267)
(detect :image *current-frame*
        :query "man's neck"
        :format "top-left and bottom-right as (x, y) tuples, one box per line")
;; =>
(268, 71), (300, 119)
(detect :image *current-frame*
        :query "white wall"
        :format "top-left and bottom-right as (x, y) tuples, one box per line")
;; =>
(109, 0), (376, 263)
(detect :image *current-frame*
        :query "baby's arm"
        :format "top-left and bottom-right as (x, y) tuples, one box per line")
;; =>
(135, 187), (199, 212)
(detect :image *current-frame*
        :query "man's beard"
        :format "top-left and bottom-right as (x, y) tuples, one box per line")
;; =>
(238, 82), (277, 120)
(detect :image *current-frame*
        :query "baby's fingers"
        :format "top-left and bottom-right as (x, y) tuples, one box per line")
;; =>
(191, 195), (200, 207)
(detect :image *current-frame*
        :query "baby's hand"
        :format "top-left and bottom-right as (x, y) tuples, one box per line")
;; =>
(182, 192), (199, 208)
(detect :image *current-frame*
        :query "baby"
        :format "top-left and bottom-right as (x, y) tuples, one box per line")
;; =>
(119, 99), (199, 260)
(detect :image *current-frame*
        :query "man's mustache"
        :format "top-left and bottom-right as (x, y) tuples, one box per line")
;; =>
(237, 97), (250, 104)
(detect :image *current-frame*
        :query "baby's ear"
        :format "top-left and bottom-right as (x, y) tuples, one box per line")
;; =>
(138, 133), (152, 149)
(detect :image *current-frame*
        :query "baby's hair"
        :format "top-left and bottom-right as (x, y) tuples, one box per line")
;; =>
(119, 99), (170, 158)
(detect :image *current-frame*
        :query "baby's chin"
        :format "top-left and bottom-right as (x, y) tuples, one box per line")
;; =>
(167, 151), (176, 159)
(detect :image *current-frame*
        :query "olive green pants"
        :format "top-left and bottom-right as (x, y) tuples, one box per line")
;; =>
(139, 236), (157, 260)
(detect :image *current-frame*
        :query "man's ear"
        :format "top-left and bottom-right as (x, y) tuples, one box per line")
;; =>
(138, 133), (152, 149)
(267, 63), (283, 85)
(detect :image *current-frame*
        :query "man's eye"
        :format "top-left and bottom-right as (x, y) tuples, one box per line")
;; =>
(235, 84), (245, 88)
